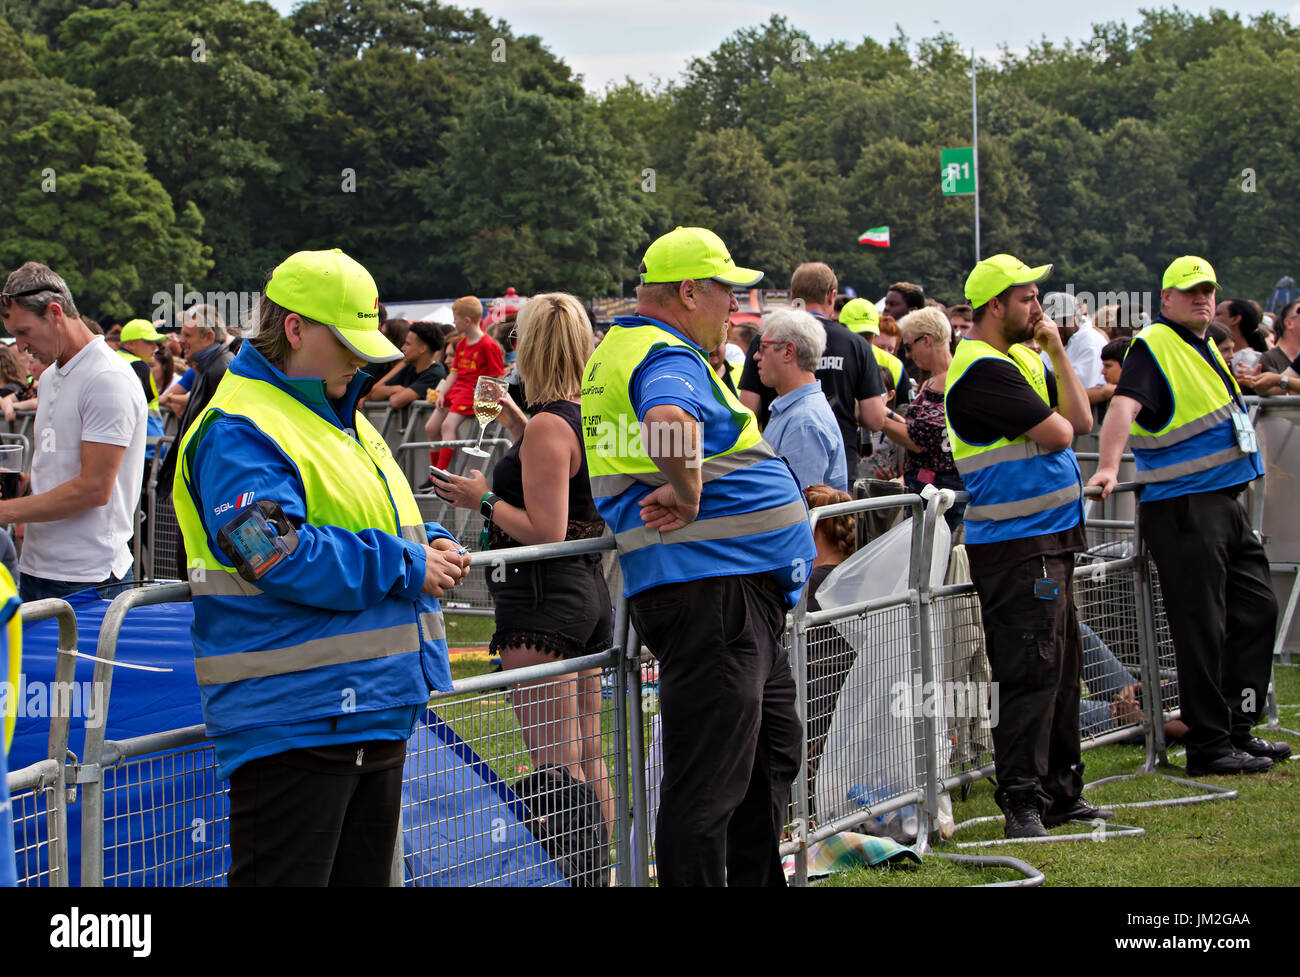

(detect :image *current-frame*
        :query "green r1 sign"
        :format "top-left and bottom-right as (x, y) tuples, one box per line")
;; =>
(941, 147), (975, 196)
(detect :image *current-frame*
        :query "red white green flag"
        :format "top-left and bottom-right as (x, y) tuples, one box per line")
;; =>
(858, 226), (890, 247)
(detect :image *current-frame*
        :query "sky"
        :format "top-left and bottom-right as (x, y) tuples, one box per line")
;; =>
(268, 0), (1300, 92)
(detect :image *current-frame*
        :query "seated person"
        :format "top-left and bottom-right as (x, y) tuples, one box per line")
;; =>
(1079, 622), (1186, 741)
(367, 320), (448, 409)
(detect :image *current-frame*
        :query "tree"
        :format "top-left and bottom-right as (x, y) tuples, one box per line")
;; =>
(0, 76), (209, 318)
(437, 85), (646, 295)
(48, 0), (317, 290)
(676, 128), (803, 286)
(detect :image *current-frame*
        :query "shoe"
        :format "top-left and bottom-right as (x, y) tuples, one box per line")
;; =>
(1185, 750), (1274, 777)
(1003, 804), (1049, 839)
(1043, 797), (1114, 828)
(1232, 737), (1292, 761)
(416, 478), (434, 492)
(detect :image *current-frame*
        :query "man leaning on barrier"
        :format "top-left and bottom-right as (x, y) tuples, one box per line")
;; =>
(582, 226), (816, 886)
(173, 248), (471, 886)
(1089, 256), (1288, 776)
(944, 254), (1108, 839)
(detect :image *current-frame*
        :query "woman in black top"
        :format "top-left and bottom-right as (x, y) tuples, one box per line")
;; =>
(434, 293), (613, 829)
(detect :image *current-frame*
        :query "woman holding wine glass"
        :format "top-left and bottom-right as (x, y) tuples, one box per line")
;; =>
(432, 293), (614, 831)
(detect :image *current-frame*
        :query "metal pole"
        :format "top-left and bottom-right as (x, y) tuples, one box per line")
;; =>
(910, 498), (944, 852)
(1131, 505), (1168, 773)
(971, 48), (981, 262)
(626, 623), (650, 886)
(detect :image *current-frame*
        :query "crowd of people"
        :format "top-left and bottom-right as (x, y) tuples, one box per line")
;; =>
(1, 225), (1296, 887)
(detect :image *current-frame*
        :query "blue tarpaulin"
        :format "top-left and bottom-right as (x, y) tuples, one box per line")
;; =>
(10, 588), (562, 886)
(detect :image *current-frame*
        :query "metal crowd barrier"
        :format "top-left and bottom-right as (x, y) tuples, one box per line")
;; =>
(9, 479), (1290, 886)
(6, 598), (78, 886)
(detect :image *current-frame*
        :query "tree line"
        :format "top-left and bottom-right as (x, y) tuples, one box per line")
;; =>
(0, 0), (1296, 319)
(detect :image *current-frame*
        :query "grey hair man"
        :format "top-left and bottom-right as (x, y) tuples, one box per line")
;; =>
(754, 308), (846, 492)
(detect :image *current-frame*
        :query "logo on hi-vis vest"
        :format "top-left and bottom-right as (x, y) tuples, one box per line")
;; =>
(213, 491), (255, 516)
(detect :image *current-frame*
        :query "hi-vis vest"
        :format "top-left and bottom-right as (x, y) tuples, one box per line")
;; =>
(1127, 321), (1264, 501)
(173, 373), (448, 738)
(873, 344), (904, 391)
(581, 318), (814, 600)
(945, 339), (1083, 544)
(118, 349), (159, 410)
(0, 565), (20, 887)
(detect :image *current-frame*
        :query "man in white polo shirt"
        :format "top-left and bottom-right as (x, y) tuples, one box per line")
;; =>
(0, 262), (146, 601)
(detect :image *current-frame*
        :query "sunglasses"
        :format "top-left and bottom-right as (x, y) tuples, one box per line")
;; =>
(0, 286), (55, 308)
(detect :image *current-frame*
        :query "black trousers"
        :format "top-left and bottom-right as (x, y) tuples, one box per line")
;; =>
(630, 573), (802, 887)
(1140, 490), (1277, 763)
(227, 740), (406, 887)
(972, 553), (1084, 813)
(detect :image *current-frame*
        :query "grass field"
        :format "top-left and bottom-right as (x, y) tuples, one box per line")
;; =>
(442, 615), (1300, 887)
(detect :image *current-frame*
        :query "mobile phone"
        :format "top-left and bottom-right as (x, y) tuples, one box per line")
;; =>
(429, 465), (454, 482)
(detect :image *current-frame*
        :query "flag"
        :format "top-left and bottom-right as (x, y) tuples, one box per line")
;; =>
(858, 226), (890, 247)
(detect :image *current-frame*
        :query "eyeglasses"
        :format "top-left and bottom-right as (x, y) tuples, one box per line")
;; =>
(0, 286), (54, 308)
(757, 339), (792, 352)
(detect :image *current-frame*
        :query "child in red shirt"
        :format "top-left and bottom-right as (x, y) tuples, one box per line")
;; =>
(426, 295), (505, 471)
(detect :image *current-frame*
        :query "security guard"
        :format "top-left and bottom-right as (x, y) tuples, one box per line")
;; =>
(117, 318), (165, 461)
(839, 297), (909, 403)
(944, 254), (1105, 838)
(1090, 256), (1289, 775)
(582, 226), (815, 886)
(0, 566), (19, 887)
(174, 248), (470, 885)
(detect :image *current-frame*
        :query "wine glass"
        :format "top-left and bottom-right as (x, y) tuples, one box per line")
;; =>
(463, 375), (508, 458)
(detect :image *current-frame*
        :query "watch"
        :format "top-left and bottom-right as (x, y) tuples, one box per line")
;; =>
(1281, 375), (1291, 392)
(480, 492), (500, 521)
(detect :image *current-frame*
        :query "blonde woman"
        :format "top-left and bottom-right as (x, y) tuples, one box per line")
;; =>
(880, 307), (966, 526)
(434, 293), (613, 830)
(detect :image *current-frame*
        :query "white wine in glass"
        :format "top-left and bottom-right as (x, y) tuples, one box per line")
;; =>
(463, 375), (508, 458)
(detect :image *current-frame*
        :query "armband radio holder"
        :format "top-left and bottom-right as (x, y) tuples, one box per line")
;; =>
(216, 500), (300, 583)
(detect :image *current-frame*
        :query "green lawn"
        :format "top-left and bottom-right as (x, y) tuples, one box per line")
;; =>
(819, 660), (1300, 887)
(438, 616), (1299, 887)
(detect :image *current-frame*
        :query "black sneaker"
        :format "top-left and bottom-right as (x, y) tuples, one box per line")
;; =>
(1003, 804), (1049, 839)
(1043, 797), (1114, 828)
(416, 478), (434, 492)
(1232, 737), (1292, 761)
(1186, 750), (1274, 777)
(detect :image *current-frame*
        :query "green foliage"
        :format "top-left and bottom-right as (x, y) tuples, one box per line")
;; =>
(0, 76), (209, 318)
(2, 4), (1295, 305)
(437, 85), (646, 295)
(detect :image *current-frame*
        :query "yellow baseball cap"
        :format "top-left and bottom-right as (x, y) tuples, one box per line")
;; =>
(640, 226), (763, 287)
(120, 318), (164, 343)
(1162, 255), (1219, 291)
(839, 297), (880, 334)
(264, 248), (401, 363)
(964, 254), (1053, 308)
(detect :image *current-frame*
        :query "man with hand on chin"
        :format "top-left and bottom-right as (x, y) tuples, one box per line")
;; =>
(944, 254), (1105, 838)
(1088, 256), (1286, 777)
(581, 227), (815, 886)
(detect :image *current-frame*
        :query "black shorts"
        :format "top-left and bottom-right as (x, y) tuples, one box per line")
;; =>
(487, 551), (613, 660)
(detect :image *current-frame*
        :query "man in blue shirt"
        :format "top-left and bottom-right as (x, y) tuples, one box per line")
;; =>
(581, 226), (816, 885)
(755, 308), (847, 491)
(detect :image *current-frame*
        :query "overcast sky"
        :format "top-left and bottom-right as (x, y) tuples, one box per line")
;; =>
(268, 0), (1299, 92)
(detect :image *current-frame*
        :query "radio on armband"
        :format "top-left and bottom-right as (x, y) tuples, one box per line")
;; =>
(216, 500), (300, 583)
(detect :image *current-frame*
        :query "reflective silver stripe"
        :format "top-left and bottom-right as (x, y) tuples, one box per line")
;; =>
(1134, 445), (1248, 484)
(614, 498), (807, 553)
(589, 444), (778, 499)
(964, 484), (1082, 522)
(954, 440), (1046, 476)
(400, 524), (425, 544)
(1129, 404), (1236, 449)
(189, 570), (263, 597)
(194, 623), (420, 686)
(419, 610), (446, 642)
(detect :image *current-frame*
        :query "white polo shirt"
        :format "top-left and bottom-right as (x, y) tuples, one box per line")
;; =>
(20, 336), (147, 583)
